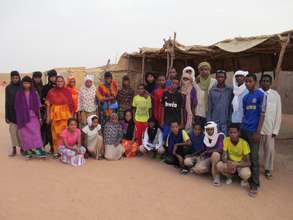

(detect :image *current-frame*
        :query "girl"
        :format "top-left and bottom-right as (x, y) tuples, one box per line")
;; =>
(144, 72), (156, 95)
(15, 76), (46, 158)
(121, 110), (138, 158)
(139, 117), (164, 156)
(66, 76), (78, 118)
(59, 118), (86, 166)
(46, 75), (74, 156)
(82, 115), (104, 159)
(103, 113), (124, 160)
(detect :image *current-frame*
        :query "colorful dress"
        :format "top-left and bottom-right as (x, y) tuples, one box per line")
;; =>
(46, 87), (73, 153)
(121, 119), (138, 157)
(117, 87), (134, 120)
(59, 128), (86, 167)
(67, 86), (78, 113)
(15, 90), (43, 150)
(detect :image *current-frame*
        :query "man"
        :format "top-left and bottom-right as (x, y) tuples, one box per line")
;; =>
(232, 70), (249, 125)
(165, 67), (178, 88)
(241, 73), (264, 197)
(259, 74), (282, 179)
(41, 69), (57, 150)
(195, 62), (217, 126)
(5, 71), (21, 156)
(153, 74), (166, 126)
(132, 84), (152, 145)
(207, 70), (233, 135)
(161, 78), (183, 139)
(216, 123), (251, 187)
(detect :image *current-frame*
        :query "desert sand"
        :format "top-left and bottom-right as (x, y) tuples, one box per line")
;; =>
(0, 87), (293, 220)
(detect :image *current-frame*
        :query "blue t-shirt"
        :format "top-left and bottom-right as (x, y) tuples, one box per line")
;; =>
(188, 132), (205, 152)
(242, 89), (264, 132)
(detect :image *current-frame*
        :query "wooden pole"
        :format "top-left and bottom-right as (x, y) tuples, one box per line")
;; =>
(274, 34), (291, 90)
(142, 54), (146, 83)
(170, 32), (177, 71)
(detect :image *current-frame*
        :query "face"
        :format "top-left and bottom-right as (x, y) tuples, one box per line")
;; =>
(68, 120), (77, 130)
(158, 76), (166, 87)
(261, 76), (272, 91)
(149, 121), (155, 128)
(216, 73), (226, 85)
(199, 67), (210, 78)
(68, 78), (76, 87)
(85, 80), (93, 88)
(123, 79), (130, 87)
(11, 75), (20, 84)
(111, 114), (119, 124)
(171, 80), (179, 91)
(105, 76), (112, 84)
(49, 76), (56, 84)
(147, 74), (155, 83)
(193, 125), (202, 136)
(228, 127), (240, 142)
(56, 77), (65, 88)
(245, 77), (256, 91)
(23, 82), (31, 90)
(138, 86), (145, 95)
(182, 76), (191, 84)
(33, 77), (42, 84)
(125, 111), (132, 121)
(169, 68), (177, 79)
(206, 128), (214, 136)
(235, 75), (245, 86)
(170, 122), (179, 135)
(92, 118), (99, 128)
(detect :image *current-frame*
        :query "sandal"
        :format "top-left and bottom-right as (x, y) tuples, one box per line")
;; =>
(213, 176), (221, 187)
(265, 170), (273, 180)
(248, 188), (258, 198)
(180, 168), (189, 175)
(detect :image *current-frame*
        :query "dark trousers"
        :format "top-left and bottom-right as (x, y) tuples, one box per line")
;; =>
(241, 128), (259, 189)
(164, 146), (194, 166)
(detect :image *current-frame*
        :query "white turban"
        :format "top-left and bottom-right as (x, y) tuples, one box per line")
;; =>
(182, 66), (195, 82)
(204, 121), (223, 148)
(85, 74), (94, 82)
(232, 70), (249, 112)
(87, 114), (98, 127)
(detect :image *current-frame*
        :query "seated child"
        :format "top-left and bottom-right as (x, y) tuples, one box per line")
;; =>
(59, 118), (86, 167)
(139, 117), (164, 156)
(82, 115), (104, 160)
(216, 123), (251, 187)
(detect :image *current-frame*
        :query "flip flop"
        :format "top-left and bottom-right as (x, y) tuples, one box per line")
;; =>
(248, 189), (258, 198)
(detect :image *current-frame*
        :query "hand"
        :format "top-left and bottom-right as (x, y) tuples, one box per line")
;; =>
(272, 134), (277, 138)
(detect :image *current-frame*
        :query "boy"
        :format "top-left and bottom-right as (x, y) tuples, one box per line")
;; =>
(161, 78), (183, 139)
(165, 67), (178, 88)
(5, 71), (21, 156)
(207, 70), (233, 135)
(259, 74), (282, 179)
(153, 74), (166, 125)
(117, 75), (135, 120)
(216, 123), (251, 187)
(132, 84), (152, 145)
(241, 73), (264, 197)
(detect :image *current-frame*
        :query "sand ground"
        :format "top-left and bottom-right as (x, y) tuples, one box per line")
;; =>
(0, 87), (292, 220)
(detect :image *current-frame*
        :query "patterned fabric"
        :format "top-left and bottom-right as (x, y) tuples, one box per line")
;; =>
(78, 85), (97, 112)
(122, 139), (138, 158)
(103, 121), (123, 145)
(59, 146), (86, 167)
(117, 88), (134, 112)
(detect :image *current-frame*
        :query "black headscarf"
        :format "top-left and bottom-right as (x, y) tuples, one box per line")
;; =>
(144, 72), (156, 94)
(123, 110), (135, 140)
(147, 117), (159, 143)
(32, 71), (43, 97)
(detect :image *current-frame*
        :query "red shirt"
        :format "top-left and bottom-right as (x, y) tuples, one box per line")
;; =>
(153, 87), (166, 125)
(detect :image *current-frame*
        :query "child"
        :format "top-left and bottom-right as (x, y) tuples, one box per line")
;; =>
(144, 72), (156, 95)
(165, 67), (178, 88)
(82, 115), (104, 160)
(153, 75), (166, 126)
(139, 117), (164, 156)
(67, 76), (78, 117)
(15, 76), (46, 158)
(59, 118), (86, 167)
(132, 84), (152, 145)
(121, 110), (138, 158)
(117, 75), (135, 120)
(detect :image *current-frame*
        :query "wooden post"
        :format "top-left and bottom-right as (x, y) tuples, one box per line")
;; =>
(142, 54), (146, 83)
(274, 34), (291, 90)
(170, 32), (177, 71)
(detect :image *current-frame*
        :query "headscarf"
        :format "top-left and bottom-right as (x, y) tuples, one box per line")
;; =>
(198, 62), (212, 91)
(66, 76), (78, 112)
(181, 67), (195, 130)
(144, 73), (156, 95)
(15, 76), (41, 128)
(121, 110), (135, 140)
(147, 117), (159, 143)
(232, 70), (248, 112)
(87, 114), (98, 127)
(32, 71), (43, 97)
(204, 121), (224, 148)
(10, 71), (21, 85)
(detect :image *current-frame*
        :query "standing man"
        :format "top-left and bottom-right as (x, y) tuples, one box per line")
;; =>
(5, 71), (21, 156)
(241, 73), (264, 197)
(207, 70), (233, 135)
(231, 70), (249, 125)
(259, 74), (282, 179)
(195, 62), (217, 126)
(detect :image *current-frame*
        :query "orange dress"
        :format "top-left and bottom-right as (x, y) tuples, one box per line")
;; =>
(67, 86), (78, 113)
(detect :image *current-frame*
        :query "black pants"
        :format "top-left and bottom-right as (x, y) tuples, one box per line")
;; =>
(41, 123), (52, 148)
(164, 146), (194, 166)
(241, 128), (259, 189)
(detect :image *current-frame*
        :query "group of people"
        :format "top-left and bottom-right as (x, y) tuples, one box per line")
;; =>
(5, 61), (282, 197)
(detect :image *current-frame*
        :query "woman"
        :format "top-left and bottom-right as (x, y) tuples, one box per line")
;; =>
(15, 76), (46, 158)
(96, 72), (118, 125)
(181, 66), (197, 131)
(66, 76), (78, 117)
(59, 118), (86, 167)
(32, 71), (43, 98)
(144, 72), (156, 95)
(78, 75), (97, 128)
(121, 110), (138, 158)
(46, 75), (74, 155)
(82, 115), (104, 159)
(139, 117), (164, 156)
(103, 113), (124, 160)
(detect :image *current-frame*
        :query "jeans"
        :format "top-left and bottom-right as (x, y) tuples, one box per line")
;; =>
(241, 128), (260, 189)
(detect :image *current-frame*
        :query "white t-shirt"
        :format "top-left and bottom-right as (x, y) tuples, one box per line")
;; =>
(82, 125), (101, 148)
